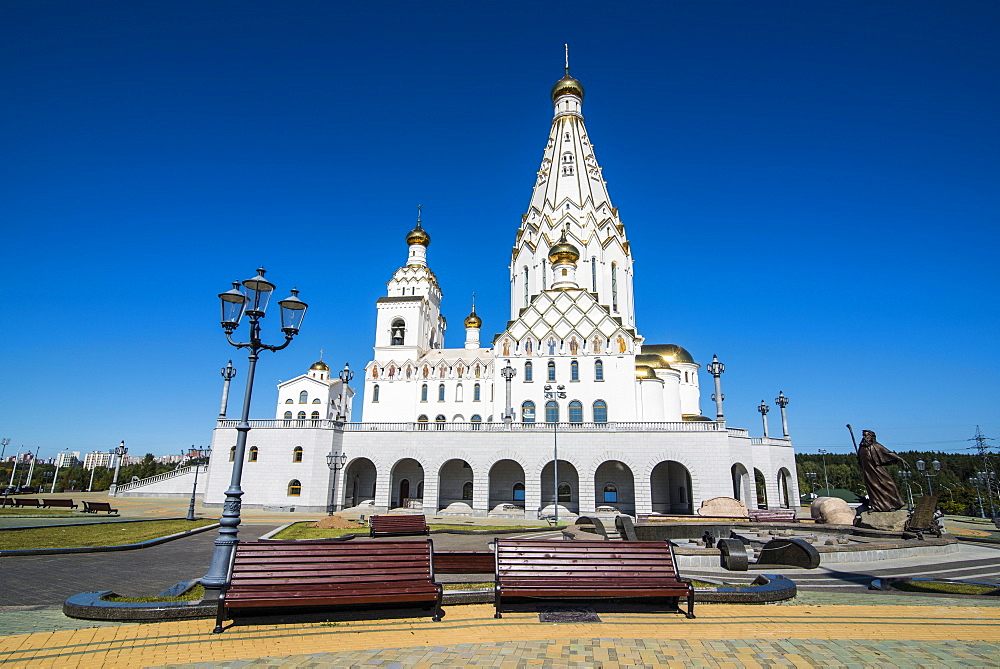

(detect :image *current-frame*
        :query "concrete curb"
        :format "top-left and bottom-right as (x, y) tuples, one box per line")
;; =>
(64, 581), (215, 621)
(0, 521), (220, 557)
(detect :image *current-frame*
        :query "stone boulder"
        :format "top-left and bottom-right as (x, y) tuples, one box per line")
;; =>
(697, 496), (749, 518)
(856, 509), (909, 532)
(810, 497), (855, 525)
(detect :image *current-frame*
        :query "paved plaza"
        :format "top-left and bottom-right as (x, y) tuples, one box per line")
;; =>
(2, 496), (1000, 666)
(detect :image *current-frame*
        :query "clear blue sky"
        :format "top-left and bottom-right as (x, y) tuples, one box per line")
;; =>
(2, 1), (997, 460)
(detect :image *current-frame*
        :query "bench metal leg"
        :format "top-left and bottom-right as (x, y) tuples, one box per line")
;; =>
(213, 599), (227, 633)
(686, 591), (696, 619)
(432, 585), (443, 622)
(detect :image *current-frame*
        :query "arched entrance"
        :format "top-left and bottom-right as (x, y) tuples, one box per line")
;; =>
(489, 459), (525, 512)
(540, 460), (579, 515)
(777, 468), (792, 508)
(650, 460), (693, 514)
(438, 459), (473, 511)
(731, 463), (751, 504)
(594, 460), (635, 515)
(342, 457), (376, 509)
(390, 458), (423, 509)
(754, 468), (767, 509)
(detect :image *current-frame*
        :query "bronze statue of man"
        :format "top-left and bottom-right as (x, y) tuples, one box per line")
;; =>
(857, 429), (908, 512)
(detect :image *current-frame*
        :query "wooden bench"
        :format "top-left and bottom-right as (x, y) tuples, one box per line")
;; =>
(215, 540), (443, 633)
(42, 499), (78, 509)
(369, 514), (430, 537)
(748, 509), (798, 522)
(0, 497), (17, 507)
(83, 501), (118, 514)
(13, 498), (41, 508)
(493, 539), (695, 619)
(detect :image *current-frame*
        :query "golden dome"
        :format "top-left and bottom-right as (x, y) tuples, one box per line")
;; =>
(635, 365), (658, 380)
(464, 308), (482, 329)
(682, 414), (713, 422)
(406, 222), (430, 247)
(310, 361), (330, 371)
(551, 73), (585, 102)
(548, 230), (580, 264)
(635, 353), (675, 371)
(643, 344), (696, 365)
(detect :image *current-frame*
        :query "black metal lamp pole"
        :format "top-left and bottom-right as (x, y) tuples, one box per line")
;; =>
(326, 453), (348, 514)
(186, 447), (212, 521)
(201, 267), (307, 601)
(111, 442), (127, 496)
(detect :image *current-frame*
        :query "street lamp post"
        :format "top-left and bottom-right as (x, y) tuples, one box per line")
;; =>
(9, 449), (22, 488)
(915, 459), (940, 496)
(806, 472), (817, 497)
(337, 363), (354, 421)
(706, 355), (725, 421)
(500, 360), (516, 424)
(0, 438), (9, 463)
(111, 441), (127, 496)
(899, 470), (915, 511)
(326, 453), (348, 514)
(818, 449), (830, 494)
(51, 450), (68, 494)
(970, 476), (987, 519)
(186, 447), (212, 521)
(757, 401), (770, 438)
(775, 391), (790, 438)
(218, 361), (237, 419)
(202, 267), (307, 604)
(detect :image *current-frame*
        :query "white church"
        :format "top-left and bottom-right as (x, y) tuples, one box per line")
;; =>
(202, 67), (800, 519)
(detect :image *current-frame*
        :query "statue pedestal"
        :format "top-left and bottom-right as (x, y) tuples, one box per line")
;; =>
(856, 509), (908, 532)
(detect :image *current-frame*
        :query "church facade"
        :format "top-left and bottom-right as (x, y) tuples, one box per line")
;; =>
(203, 68), (799, 519)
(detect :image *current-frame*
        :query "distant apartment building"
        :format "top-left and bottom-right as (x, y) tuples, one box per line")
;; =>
(83, 451), (114, 469)
(54, 451), (82, 468)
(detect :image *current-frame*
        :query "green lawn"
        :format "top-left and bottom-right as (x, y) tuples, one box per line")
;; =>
(0, 519), (216, 550)
(0, 508), (78, 516)
(272, 522), (546, 541)
(892, 580), (998, 595)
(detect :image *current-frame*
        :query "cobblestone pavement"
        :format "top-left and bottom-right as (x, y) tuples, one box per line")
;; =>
(1, 602), (999, 667)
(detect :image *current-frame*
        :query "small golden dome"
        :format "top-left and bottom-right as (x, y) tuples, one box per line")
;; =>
(310, 361), (330, 371)
(635, 354), (675, 371)
(635, 365), (658, 380)
(548, 230), (580, 265)
(406, 222), (430, 247)
(464, 308), (482, 329)
(643, 344), (696, 365)
(551, 73), (585, 102)
(682, 414), (713, 422)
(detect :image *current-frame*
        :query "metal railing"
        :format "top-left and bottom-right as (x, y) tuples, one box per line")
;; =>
(113, 464), (202, 492)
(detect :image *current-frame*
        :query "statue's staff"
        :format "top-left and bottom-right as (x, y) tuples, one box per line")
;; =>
(846, 424), (860, 455)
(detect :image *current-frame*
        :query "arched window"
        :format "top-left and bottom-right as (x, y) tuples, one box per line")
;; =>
(524, 361), (533, 382)
(421, 384), (428, 402)
(473, 383), (481, 401)
(456, 384), (463, 402)
(438, 384), (445, 401)
(562, 152), (573, 164)
(545, 401), (559, 423)
(435, 414), (446, 430)
(299, 390), (308, 404)
(293, 446), (303, 463)
(312, 398), (321, 404)
(684, 371), (689, 382)
(593, 400), (608, 423)
(471, 414), (482, 430)
(611, 262), (618, 312)
(297, 411), (306, 420)
(390, 318), (405, 345)
(603, 482), (618, 503)
(568, 400), (583, 423)
(311, 411), (320, 419)
(513, 482), (525, 501)
(287, 480), (301, 496)
(372, 384), (380, 402)
(249, 446), (258, 462)
(285, 398), (293, 404)
(521, 400), (535, 423)
(591, 256), (597, 291)
(417, 414), (428, 431)
(523, 266), (529, 308)
(283, 411), (292, 420)
(462, 481), (473, 500)
(570, 360), (579, 381)
(229, 446), (235, 462)
(547, 360), (556, 382)
(558, 483), (571, 502)
(541, 260), (547, 289)
(595, 359), (604, 381)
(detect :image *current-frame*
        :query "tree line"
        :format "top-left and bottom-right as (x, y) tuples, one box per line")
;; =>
(796, 451), (998, 516)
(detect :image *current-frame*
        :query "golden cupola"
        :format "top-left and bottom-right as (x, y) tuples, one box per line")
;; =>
(464, 307), (482, 329)
(405, 221), (431, 247)
(551, 72), (584, 101)
(548, 230), (580, 265)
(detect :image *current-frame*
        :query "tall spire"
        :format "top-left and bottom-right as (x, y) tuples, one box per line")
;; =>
(509, 59), (636, 329)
